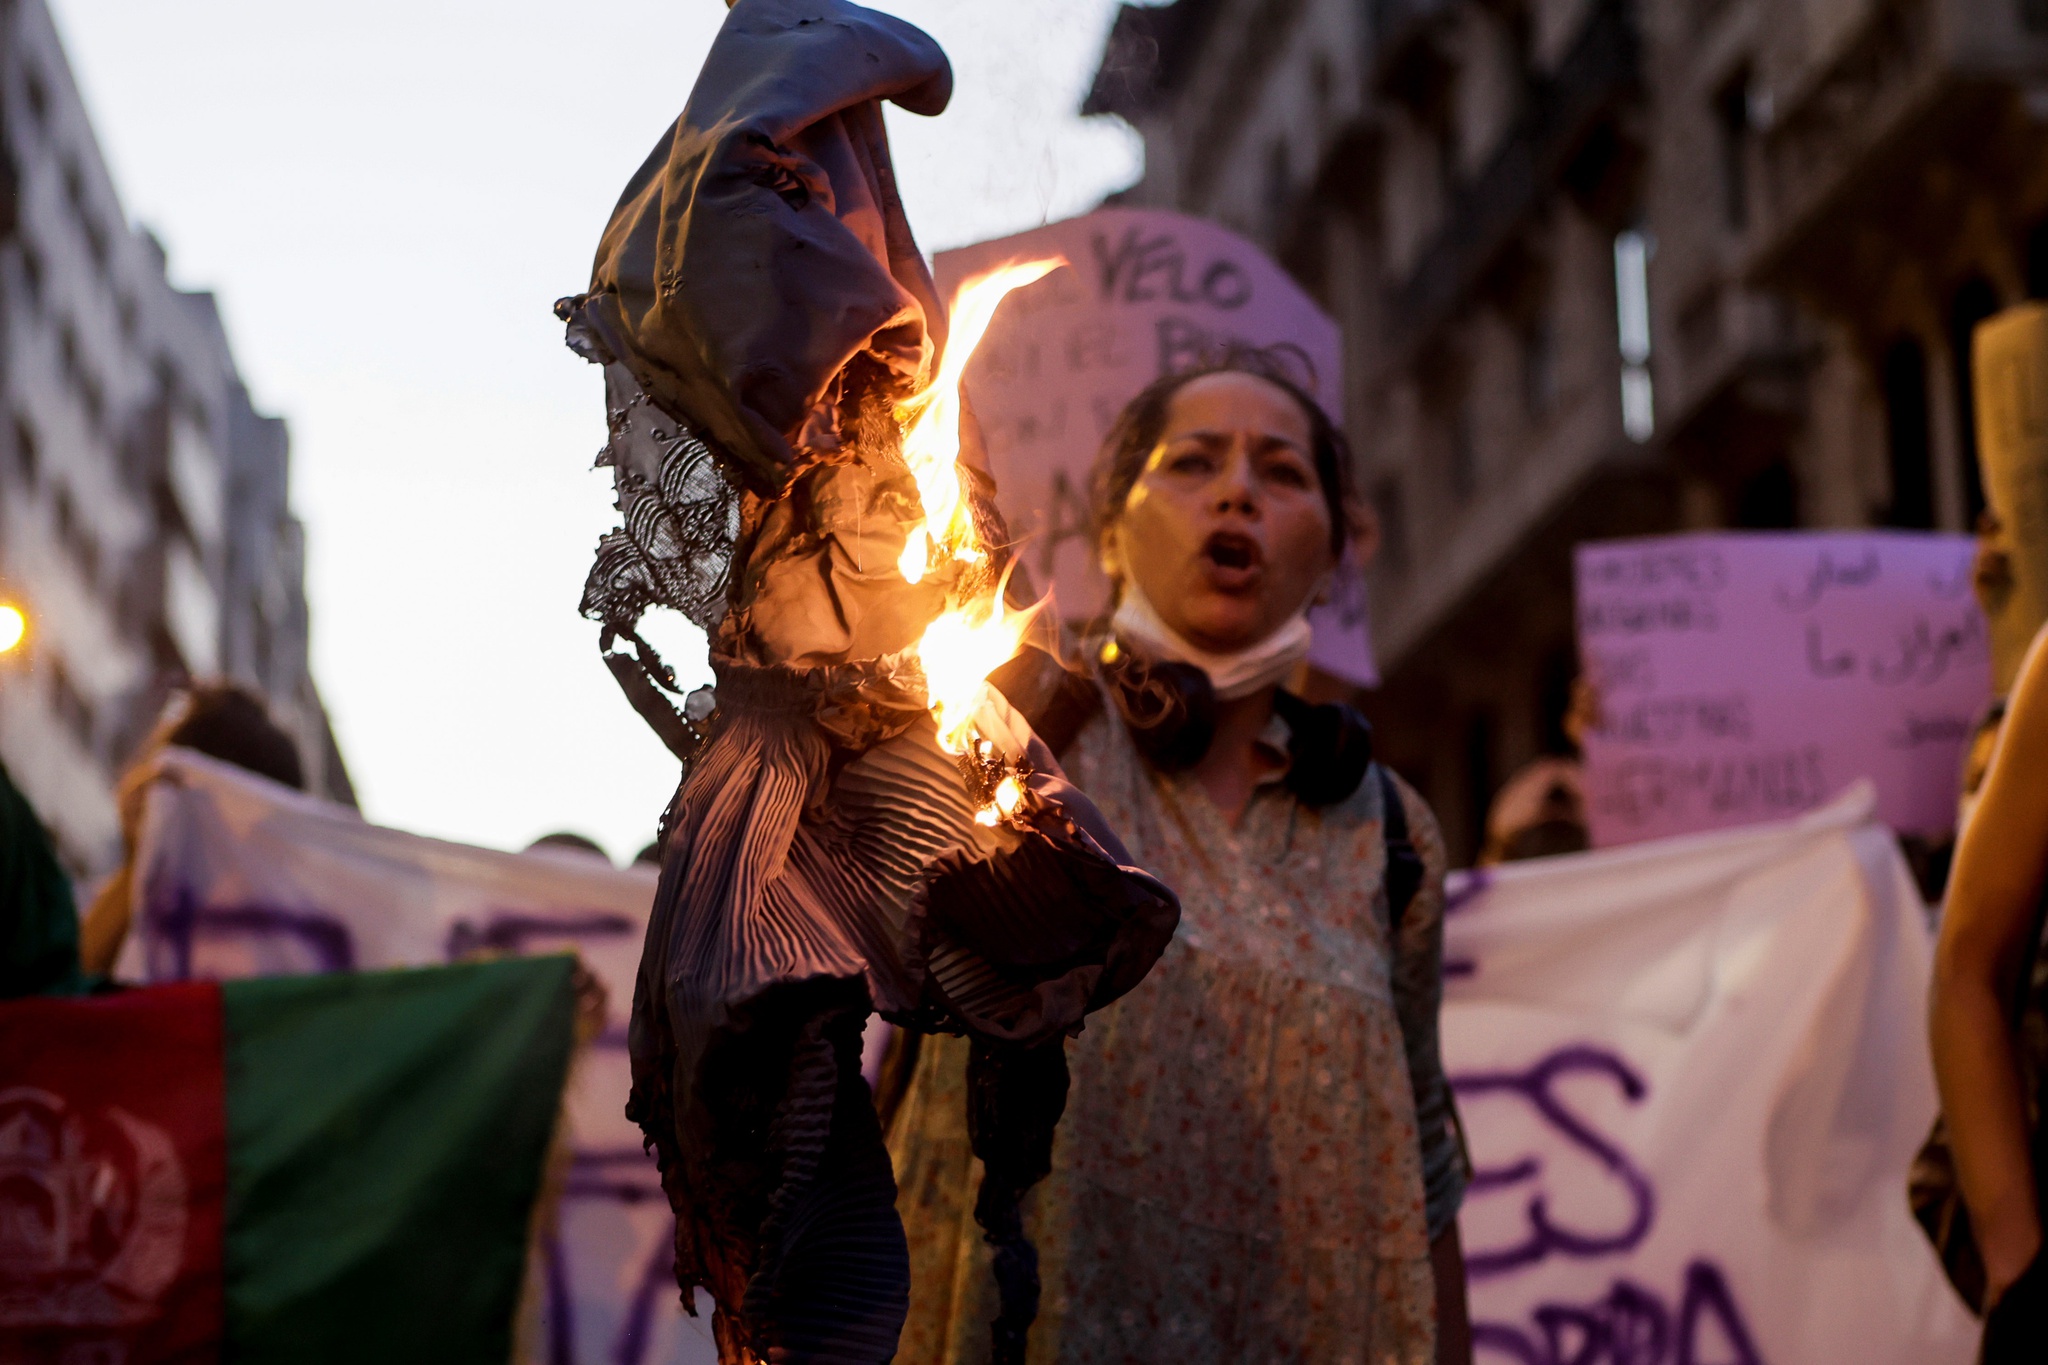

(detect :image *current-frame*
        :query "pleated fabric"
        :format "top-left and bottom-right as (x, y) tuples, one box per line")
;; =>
(629, 658), (1178, 1364)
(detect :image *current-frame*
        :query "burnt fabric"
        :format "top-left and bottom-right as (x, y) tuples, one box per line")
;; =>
(563, 4), (1179, 1363)
(576, 0), (950, 492)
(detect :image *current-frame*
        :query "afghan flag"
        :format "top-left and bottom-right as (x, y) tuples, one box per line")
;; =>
(0, 953), (577, 1364)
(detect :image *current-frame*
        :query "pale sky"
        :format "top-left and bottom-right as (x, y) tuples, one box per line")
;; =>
(48, 0), (1142, 860)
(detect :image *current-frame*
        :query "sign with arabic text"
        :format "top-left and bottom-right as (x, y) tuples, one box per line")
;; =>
(1575, 531), (1988, 847)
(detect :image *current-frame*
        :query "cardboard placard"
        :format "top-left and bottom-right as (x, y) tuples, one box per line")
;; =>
(1576, 531), (1989, 846)
(1973, 302), (2048, 690)
(935, 208), (1376, 684)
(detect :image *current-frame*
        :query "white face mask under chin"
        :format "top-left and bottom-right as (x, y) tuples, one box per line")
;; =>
(1109, 576), (1315, 701)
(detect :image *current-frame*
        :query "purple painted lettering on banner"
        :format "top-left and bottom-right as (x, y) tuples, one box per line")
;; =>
(1154, 317), (1316, 387)
(551, 1146), (675, 1365)
(1443, 869), (1492, 977)
(1473, 1261), (1765, 1365)
(443, 909), (638, 959)
(614, 1236), (677, 1365)
(1090, 226), (1254, 310)
(1453, 1046), (1655, 1279)
(145, 886), (356, 979)
(546, 1231), (577, 1365)
(1674, 1261), (1766, 1365)
(564, 1147), (668, 1205)
(1445, 868), (1495, 915)
(445, 910), (640, 1048)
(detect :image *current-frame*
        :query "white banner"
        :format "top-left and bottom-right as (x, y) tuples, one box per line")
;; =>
(1443, 785), (1976, 1363)
(119, 749), (716, 1365)
(122, 752), (1981, 1363)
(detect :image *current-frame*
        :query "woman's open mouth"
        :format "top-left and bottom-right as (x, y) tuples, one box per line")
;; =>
(1200, 531), (1264, 590)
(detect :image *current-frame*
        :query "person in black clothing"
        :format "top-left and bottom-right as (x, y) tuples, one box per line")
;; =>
(77, 682), (306, 976)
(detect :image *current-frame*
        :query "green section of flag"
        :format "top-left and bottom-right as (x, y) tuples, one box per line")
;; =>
(0, 757), (81, 999)
(221, 954), (576, 1363)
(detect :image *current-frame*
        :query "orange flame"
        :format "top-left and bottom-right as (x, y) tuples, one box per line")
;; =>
(897, 258), (1063, 784)
(918, 585), (1038, 754)
(896, 258), (1063, 585)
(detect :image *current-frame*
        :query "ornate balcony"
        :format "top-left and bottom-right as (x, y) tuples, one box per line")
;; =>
(1744, 0), (2048, 321)
(1381, 0), (1642, 366)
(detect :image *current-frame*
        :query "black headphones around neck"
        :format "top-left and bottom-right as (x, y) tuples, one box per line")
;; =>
(1100, 640), (1375, 807)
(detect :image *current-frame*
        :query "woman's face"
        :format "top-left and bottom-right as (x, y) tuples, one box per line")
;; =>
(1110, 371), (1338, 654)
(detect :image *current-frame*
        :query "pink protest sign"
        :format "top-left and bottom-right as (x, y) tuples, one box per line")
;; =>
(935, 208), (1375, 685)
(1576, 531), (1990, 847)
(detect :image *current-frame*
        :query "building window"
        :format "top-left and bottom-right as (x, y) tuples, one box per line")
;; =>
(1733, 459), (1799, 528)
(1713, 70), (1752, 233)
(253, 607), (275, 686)
(63, 162), (109, 274)
(1264, 139), (1291, 247)
(1432, 100), (1461, 201)
(53, 484), (99, 587)
(1691, 0), (1735, 32)
(17, 237), (41, 312)
(1374, 476), (1410, 578)
(1880, 338), (1934, 529)
(1311, 54), (1334, 127)
(180, 390), (212, 441)
(1449, 396), (1479, 501)
(1463, 707), (1496, 865)
(1677, 284), (1723, 370)
(11, 415), (37, 486)
(1614, 229), (1655, 441)
(1521, 312), (1558, 419)
(1538, 645), (1579, 757)
(50, 658), (94, 751)
(22, 63), (47, 128)
(1951, 277), (2000, 528)
(58, 322), (104, 431)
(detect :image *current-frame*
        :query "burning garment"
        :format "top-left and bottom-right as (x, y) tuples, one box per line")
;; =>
(556, 3), (1179, 1363)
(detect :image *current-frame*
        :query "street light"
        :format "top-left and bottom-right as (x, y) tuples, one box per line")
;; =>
(0, 604), (25, 654)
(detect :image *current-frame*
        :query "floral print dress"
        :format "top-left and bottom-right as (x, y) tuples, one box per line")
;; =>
(888, 706), (1467, 1364)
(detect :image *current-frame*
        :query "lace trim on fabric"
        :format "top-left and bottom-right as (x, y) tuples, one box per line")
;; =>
(580, 364), (744, 639)
(571, 351), (743, 769)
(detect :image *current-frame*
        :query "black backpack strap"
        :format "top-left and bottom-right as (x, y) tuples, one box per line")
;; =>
(1377, 764), (1424, 939)
(988, 643), (1104, 761)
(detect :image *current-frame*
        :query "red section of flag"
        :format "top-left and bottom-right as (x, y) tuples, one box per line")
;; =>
(0, 982), (226, 1365)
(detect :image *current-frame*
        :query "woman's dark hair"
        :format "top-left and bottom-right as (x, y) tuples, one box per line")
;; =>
(1090, 346), (1358, 573)
(161, 683), (306, 791)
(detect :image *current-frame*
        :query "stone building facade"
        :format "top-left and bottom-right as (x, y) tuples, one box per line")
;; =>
(1088, 0), (2048, 859)
(0, 0), (349, 875)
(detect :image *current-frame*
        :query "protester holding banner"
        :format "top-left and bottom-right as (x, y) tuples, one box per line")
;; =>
(1932, 622), (2048, 1355)
(77, 682), (310, 977)
(890, 354), (1469, 1364)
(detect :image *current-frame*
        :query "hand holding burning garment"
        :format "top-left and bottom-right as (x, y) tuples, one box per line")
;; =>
(556, 3), (1179, 1362)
